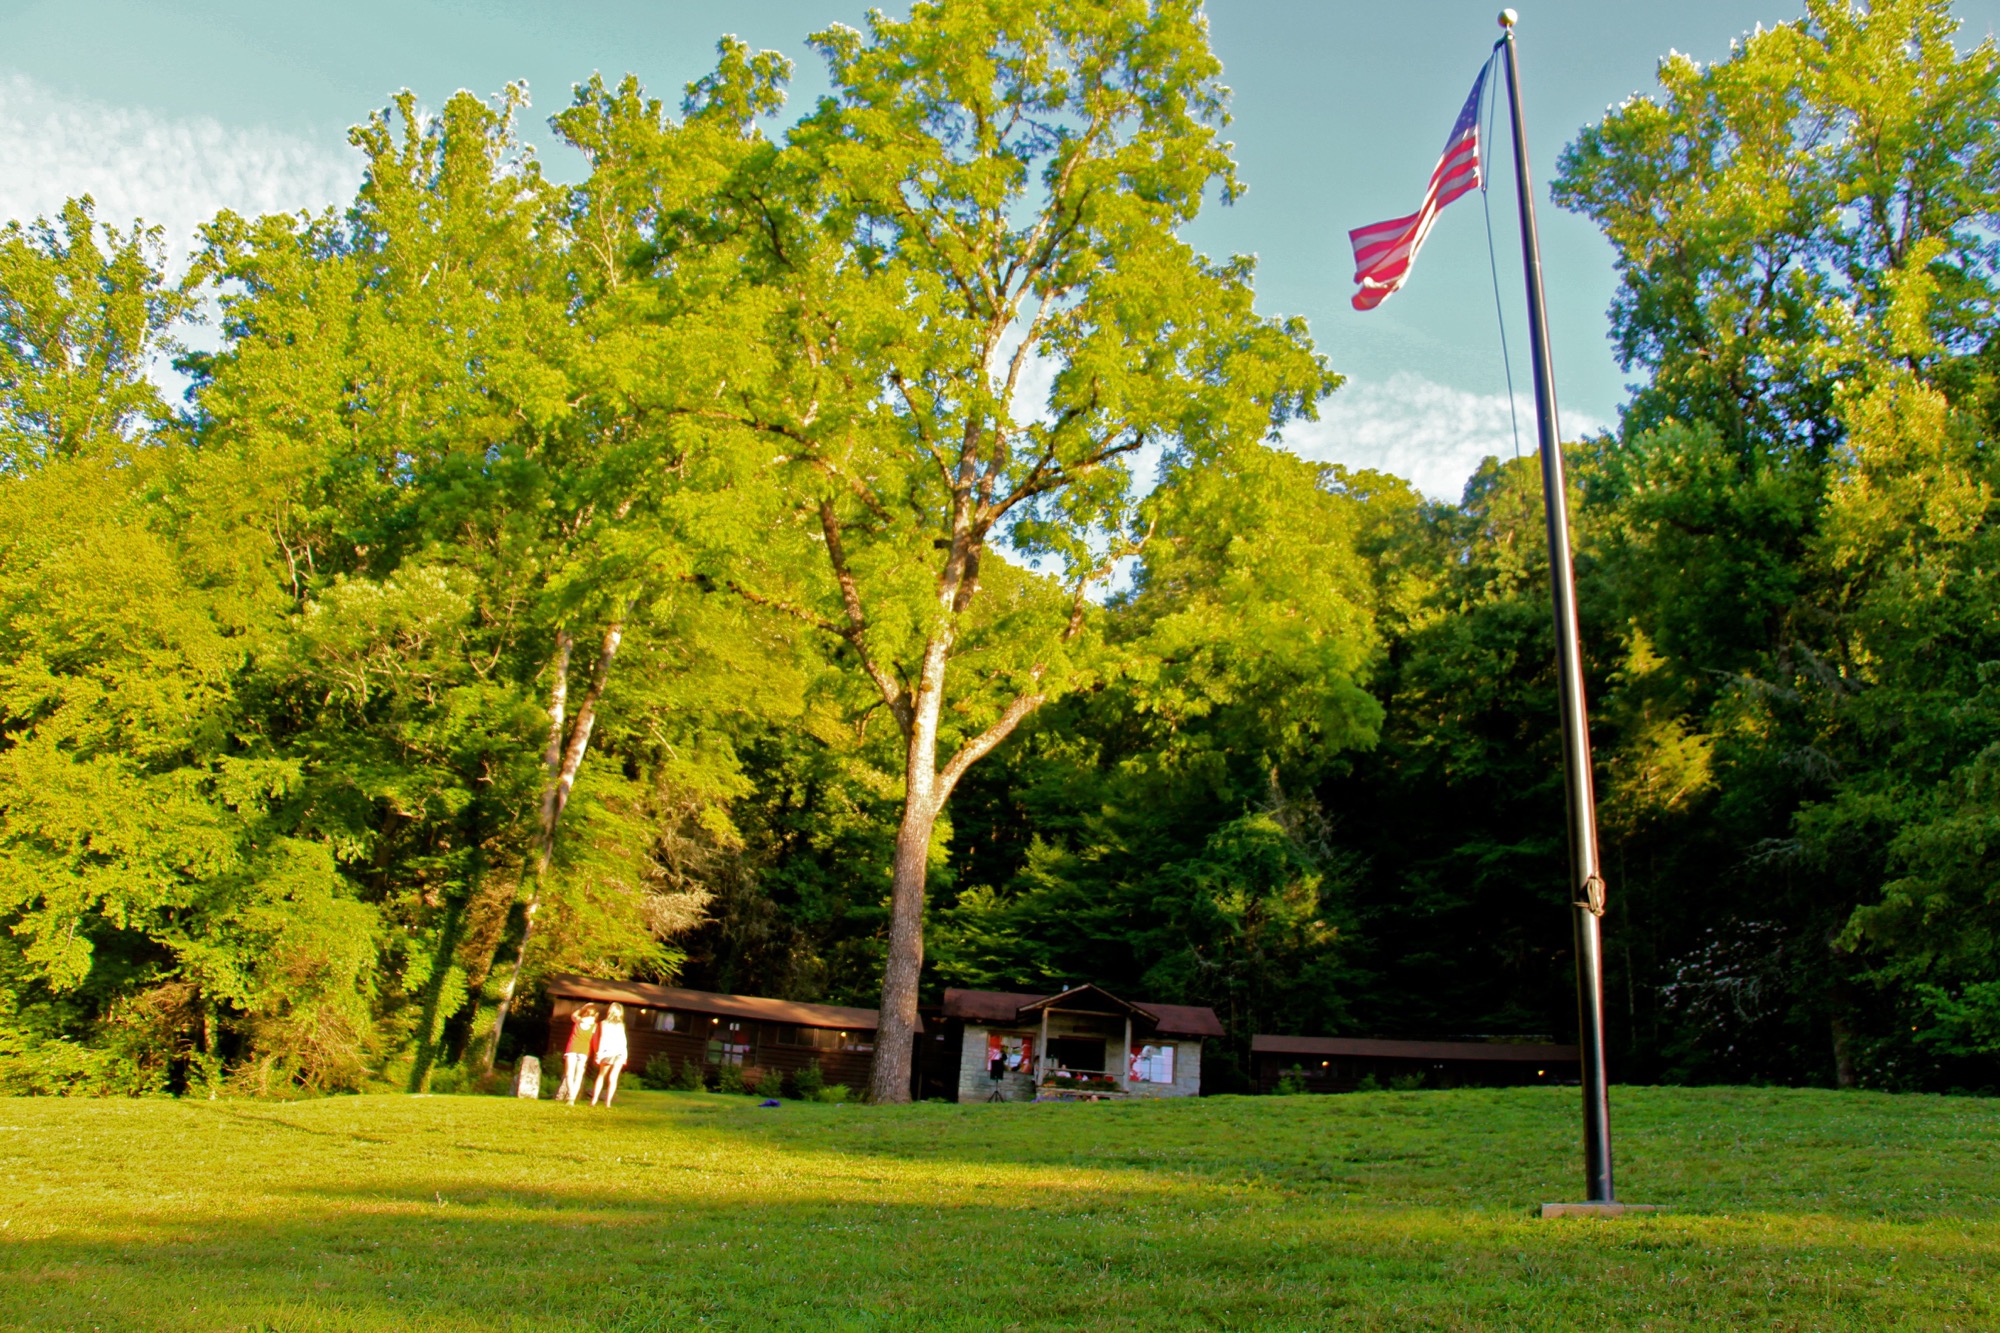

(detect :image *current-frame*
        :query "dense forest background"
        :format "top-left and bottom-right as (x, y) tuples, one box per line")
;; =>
(3, 0), (1998, 1097)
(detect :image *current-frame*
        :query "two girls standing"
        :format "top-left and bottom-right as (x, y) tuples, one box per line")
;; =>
(557, 1002), (629, 1107)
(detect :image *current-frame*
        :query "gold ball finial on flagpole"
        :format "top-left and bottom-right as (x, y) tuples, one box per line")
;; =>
(1499, 8), (1518, 27)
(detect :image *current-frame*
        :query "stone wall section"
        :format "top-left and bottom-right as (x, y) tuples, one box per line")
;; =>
(957, 1023), (1039, 1102)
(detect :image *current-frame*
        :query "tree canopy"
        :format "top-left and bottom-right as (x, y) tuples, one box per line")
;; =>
(4, 0), (1999, 1098)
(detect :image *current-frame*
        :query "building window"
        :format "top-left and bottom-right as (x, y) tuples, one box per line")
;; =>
(707, 1020), (752, 1066)
(650, 1009), (686, 1033)
(770, 1024), (872, 1053)
(1129, 1043), (1176, 1084)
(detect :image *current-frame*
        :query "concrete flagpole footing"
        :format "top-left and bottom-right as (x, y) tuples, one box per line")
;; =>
(1539, 1202), (1662, 1219)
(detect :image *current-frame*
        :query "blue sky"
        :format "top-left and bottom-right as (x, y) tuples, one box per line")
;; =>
(2, 0), (1995, 499)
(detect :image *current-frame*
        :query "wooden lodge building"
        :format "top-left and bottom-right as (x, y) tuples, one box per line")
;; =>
(543, 973), (890, 1095)
(545, 974), (1224, 1102)
(543, 975), (1576, 1101)
(916, 985), (1224, 1102)
(1250, 1034), (1581, 1094)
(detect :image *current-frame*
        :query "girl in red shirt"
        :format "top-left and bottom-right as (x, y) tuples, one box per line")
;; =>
(560, 1003), (601, 1105)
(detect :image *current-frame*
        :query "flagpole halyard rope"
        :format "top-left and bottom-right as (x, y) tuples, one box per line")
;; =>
(1478, 46), (1523, 462)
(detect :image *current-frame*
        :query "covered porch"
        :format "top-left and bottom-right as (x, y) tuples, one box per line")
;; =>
(941, 984), (1214, 1102)
(1021, 985), (1152, 1099)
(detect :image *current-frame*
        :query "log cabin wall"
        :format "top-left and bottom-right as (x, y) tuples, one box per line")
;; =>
(1251, 1040), (1580, 1094)
(544, 995), (878, 1093)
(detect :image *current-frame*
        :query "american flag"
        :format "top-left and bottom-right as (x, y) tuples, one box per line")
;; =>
(1349, 64), (1490, 311)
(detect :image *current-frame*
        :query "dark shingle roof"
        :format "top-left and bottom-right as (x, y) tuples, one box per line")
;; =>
(942, 986), (1223, 1037)
(1250, 1034), (1578, 1063)
(545, 974), (889, 1031)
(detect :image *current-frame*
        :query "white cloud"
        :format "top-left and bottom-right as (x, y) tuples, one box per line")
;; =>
(1283, 371), (1612, 502)
(0, 74), (359, 266)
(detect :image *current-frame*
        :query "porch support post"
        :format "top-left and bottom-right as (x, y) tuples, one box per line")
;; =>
(1120, 1016), (1132, 1092)
(1037, 1006), (1049, 1091)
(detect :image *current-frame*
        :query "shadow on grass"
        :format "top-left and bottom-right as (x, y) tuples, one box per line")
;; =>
(588, 1087), (1581, 1201)
(11, 1172), (2000, 1333)
(215, 1106), (394, 1146)
(6, 1087), (2000, 1330)
(590, 1085), (2000, 1221)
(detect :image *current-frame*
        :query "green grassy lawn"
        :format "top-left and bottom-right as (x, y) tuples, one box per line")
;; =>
(1, 1085), (1995, 1331)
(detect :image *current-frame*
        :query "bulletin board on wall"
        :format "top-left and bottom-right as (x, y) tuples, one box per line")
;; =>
(1129, 1043), (1175, 1084)
(986, 1032), (1035, 1073)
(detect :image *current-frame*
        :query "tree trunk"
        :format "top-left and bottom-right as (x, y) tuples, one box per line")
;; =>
(1830, 1015), (1858, 1090)
(870, 791), (939, 1103)
(408, 898), (470, 1093)
(478, 618), (622, 1073)
(199, 992), (220, 1101)
(864, 610), (1048, 1103)
(1828, 930), (1859, 1090)
(868, 653), (947, 1105)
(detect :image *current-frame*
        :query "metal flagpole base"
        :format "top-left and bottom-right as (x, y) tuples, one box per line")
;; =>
(1539, 1202), (1662, 1219)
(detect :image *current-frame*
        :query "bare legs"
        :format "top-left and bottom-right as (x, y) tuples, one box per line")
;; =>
(590, 1057), (626, 1107)
(556, 1052), (623, 1106)
(560, 1053), (589, 1104)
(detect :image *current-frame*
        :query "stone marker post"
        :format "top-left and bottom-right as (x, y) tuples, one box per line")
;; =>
(514, 1054), (542, 1099)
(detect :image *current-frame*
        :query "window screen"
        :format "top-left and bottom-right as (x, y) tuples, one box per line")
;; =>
(707, 1020), (752, 1066)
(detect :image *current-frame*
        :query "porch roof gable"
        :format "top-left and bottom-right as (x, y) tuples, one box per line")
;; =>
(941, 986), (1222, 1037)
(1017, 983), (1155, 1023)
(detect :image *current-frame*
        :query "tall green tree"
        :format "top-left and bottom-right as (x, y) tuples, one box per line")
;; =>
(192, 84), (764, 1088)
(0, 202), (375, 1095)
(1553, 0), (2000, 1083)
(0, 199), (188, 470)
(669, 0), (1332, 1099)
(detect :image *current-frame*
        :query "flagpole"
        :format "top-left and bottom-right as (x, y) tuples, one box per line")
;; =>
(1496, 9), (1617, 1210)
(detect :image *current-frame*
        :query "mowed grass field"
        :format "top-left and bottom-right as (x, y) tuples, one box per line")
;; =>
(2, 1085), (1996, 1331)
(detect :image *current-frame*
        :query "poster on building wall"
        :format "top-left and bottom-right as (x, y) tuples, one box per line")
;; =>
(986, 1032), (1034, 1073)
(1129, 1043), (1175, 1084)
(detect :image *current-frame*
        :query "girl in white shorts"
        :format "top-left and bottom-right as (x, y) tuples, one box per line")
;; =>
(590, 1002), (630, 1107)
